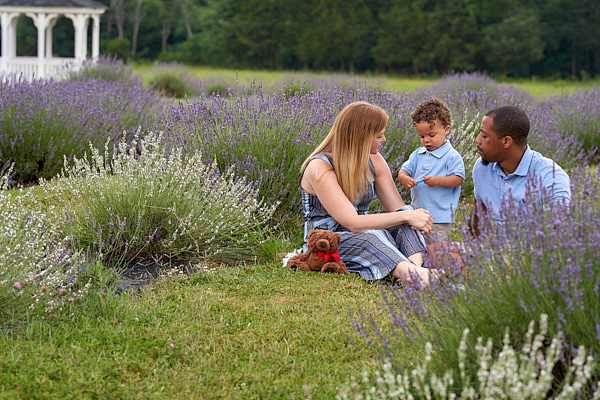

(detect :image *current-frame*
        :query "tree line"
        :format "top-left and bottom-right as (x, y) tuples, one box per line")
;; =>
(15, 0), (600, 78)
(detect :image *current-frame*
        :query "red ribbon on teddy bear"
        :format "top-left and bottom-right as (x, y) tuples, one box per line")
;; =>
(317, 250), (340, 262)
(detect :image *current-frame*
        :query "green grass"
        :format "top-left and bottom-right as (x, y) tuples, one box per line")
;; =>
(0, 263), (399, 399)
(132, 64), (600, 99)
(499, 77), (600, 99)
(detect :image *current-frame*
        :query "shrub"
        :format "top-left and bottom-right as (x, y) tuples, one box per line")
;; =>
(0, 76), (162, 184)
(104, 37), (131, 60)
(0, 168), (90, 321)
(40, 131), (277, 263)
(148, 62), (204, 98)
(340, 314), (599, 399)
(65, 56), (142, 88)
(351, 166), (600, 395)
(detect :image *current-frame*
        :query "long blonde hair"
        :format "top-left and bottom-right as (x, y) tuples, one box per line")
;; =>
(302, 101), (389, 203)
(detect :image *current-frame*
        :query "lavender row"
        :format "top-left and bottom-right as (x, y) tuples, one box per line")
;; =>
(0, 74), (163, 183)
(350, 166), (600, 392)
(154, 73), (595, 223)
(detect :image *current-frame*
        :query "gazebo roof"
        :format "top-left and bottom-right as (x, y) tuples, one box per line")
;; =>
(0, 0), (107, 8)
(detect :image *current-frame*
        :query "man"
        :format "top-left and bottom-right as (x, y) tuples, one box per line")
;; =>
(470, 106), (571, 235)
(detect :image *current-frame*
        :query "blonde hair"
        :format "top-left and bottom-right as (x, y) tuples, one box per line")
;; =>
(302, 101), (389, 203)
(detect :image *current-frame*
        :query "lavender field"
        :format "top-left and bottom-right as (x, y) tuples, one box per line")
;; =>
(1, 61), (600, 398)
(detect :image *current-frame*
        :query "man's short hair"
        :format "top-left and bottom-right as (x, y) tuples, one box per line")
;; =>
(485, 106), (530, 146)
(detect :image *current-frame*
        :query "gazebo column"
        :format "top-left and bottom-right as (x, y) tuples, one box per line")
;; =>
(91, 15), (100, 58)
(26, 12), (49, 78)
(45, 15), (58, 59)
(67, 13), (90, 61)
(9, 13), (18, 58)
(1, 12), (9, 72)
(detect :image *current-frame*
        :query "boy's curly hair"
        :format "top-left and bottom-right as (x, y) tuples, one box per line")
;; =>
(410, 97), (452, 128)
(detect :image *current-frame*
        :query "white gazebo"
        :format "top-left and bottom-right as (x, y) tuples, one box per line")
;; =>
(0, 0), (107, 80)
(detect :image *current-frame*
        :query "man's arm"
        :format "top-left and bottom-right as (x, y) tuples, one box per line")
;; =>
(468, 200), (486, 237)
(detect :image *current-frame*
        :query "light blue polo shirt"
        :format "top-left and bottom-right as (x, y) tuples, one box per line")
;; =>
(472, 146), (571, 223)
(401, 141), (465, 223)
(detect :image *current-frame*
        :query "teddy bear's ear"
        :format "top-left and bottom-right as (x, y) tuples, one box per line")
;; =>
(306, 229), (319, 249)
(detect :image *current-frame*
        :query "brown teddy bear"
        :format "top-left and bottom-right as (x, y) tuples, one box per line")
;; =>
(286, 229), (347, 274)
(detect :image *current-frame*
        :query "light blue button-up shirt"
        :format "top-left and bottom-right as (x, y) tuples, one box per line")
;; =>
(472, 146), (571, 222)
(401, 141), (465, 223)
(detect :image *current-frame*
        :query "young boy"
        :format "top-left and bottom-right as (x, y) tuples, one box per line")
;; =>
(398, 98), (465, 243)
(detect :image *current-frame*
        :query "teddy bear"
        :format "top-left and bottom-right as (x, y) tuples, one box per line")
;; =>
(286, 229), (347, 274)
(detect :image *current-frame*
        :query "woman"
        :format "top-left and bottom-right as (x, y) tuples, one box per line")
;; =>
(300, 101), (435, 287)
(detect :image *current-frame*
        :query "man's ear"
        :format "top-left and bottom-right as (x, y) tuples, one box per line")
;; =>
(502, 135), (513, 148)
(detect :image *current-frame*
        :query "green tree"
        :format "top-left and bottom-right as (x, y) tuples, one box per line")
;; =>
(372, 0), (425, 74)
(168, 0), (234, 66)
(481, 8), (544, 77)
(228, 0), (284, 69)
(538, 0), (600, 78)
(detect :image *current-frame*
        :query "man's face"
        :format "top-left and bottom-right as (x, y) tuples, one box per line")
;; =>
(476, 115), (504, 165)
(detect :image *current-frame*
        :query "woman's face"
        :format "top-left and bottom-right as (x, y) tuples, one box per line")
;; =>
(370, 128), (386, 154)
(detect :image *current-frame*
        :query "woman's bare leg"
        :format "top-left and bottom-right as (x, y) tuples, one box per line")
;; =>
(408, 252), (423, 268)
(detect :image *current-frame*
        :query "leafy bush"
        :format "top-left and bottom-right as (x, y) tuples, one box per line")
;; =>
(351, 166), (600, 395)
(0, 76), (162, 184)
(340, 314), (599, 399)
(104, 37), (131, 60)
(148, 62), (204, 98)
(41, 131), (277, 263)
(66, 56), (142, 88)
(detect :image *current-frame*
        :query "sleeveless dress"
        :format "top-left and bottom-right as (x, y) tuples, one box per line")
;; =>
(300, 152), (427, 281)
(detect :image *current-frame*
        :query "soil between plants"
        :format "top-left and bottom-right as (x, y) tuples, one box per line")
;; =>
(114, 258), (217, 294)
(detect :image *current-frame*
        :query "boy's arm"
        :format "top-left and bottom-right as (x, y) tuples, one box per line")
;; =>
(398, 169), (417, 190)
(423, 175), (463, 188)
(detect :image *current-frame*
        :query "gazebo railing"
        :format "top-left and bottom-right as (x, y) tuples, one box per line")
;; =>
(1, 57), (82, 80)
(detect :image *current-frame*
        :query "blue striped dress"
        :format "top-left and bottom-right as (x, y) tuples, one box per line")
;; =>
(300, 152), (427, 281)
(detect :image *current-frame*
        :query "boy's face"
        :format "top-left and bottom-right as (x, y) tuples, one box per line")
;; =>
(414, 119), (450, 152)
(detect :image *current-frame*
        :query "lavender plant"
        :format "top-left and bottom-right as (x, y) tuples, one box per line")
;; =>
(532, 87), (600, 162)
(40, 131), (277, 262)
(0, 167), (90, 321)
(157, 83), (421, 226)
(0, 75), (162, 184)
(352, 166), (600, 395)
(415, 72), (591, 167)
(340, 314), (600, 399)
(65, 56), (142, 88)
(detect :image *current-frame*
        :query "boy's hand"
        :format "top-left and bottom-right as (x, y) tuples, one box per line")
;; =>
(423, 176), (441, 187)
(398, 173), (417, 190)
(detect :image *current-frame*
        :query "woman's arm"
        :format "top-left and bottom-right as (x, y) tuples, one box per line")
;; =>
(372, 153), (407, 211)
(301, 155), (433, 234)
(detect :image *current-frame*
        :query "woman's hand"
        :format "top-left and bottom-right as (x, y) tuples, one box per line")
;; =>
(403, 208), (433, 234)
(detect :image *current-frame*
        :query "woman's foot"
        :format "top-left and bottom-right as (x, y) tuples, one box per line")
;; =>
(393, 261), (435, 289)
